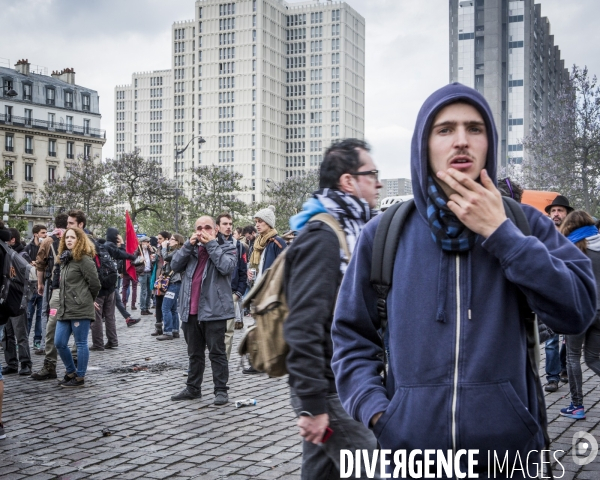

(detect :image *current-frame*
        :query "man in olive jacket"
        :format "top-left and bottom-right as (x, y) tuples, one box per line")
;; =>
(169, 216), (237, 405)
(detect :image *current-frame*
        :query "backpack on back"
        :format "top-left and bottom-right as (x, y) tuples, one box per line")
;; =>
(239, 213), (350, 377)
(92, 241), (118, 292)
(0, 240), (34, 323)
(370, 197), (553, 476)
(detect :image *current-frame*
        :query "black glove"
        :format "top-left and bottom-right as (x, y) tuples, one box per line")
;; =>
(59, 250), (72, 264)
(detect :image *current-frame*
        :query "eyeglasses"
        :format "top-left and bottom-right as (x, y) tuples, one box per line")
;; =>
(350, 169), (379, 181)
(196, 225), (214, 231)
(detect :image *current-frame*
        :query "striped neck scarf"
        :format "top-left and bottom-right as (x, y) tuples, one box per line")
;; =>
(426, 175), (477, 252)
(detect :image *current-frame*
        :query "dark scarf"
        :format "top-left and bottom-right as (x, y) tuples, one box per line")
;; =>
(426, 175), (477, 252)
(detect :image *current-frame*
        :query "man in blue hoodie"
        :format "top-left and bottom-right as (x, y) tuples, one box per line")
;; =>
(331, 83), (596, 475)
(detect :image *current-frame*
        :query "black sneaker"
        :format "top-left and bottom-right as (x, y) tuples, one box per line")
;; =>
(89, 345), (104, 352)
(243, 366), (262, 375)
(19, 365), (32, 376)
(171, 387), (201, 401)
(1, 366), (18, 375)
(214, 391), (229, 405)
(156, 334), (174, 341)
(58, 373), (76, 385)
(61, 377), (85, 388)
(545, 381), (559, 393)
(172, 331), (180, 338)
(104, 343), (118, 349)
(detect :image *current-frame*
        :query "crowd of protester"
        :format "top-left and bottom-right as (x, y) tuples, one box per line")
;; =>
(0, 83), (598, 478)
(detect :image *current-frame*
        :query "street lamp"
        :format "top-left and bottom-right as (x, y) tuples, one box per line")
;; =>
(173, 136), (206, 233)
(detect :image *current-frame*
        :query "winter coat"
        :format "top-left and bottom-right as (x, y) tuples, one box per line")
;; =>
(162, 247), (182, 283)
(249, 236), (286, 274)
(170, 239), (237, 322)
(57, 255), (101, 321)
(331, 83), (596, 465)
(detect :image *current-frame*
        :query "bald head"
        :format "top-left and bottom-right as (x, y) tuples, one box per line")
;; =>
(195, 216), (216, 228)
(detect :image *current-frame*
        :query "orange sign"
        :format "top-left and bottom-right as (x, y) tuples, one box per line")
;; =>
(521, 190), (560, 214)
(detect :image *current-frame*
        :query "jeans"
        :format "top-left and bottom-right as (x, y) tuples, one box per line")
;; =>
(139, 272), (151, 311)
(566, 313), (600, 406)
(162, 282), (181, 335)
(182, 316), (228, 395)
(2, 313), (31, 369)
(290, 391), (380, 480)
(91, 292), (118, 348)
(55, 319), (90, 378)
(545, 334), (561, 383)
(27, 293), (43, 343)
(121, 273), (138, 308)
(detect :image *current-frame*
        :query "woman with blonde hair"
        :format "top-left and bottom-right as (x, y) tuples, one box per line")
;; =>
(559, 210), (600, 419)
(55, 227), (101, 387)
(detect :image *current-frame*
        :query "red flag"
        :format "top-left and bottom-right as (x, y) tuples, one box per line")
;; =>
(125, 211), (139, 281)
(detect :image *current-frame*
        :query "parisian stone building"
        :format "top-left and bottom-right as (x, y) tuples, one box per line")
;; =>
(115, 0), (365, 202)
(1, 59), (105, 228)
(449, 0), (569, 173)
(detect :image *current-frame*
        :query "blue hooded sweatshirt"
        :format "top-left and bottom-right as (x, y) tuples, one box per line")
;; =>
(331, 83), (596, 471)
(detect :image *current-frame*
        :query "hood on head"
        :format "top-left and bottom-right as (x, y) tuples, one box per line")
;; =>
(106, 227), (119, 244)
(410, 83), (498, 219)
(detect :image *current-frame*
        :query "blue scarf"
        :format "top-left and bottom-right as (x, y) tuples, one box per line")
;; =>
(568, 225), (599, 244)
(426, 175), (478, 252)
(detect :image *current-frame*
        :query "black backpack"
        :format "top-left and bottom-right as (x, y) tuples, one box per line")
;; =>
(0, 240), (34, 324)
(370, 197), (554, 478)
(92, 241), (118, 293)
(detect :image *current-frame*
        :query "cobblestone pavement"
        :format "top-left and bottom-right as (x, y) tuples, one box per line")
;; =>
(1, 307), (600, 479)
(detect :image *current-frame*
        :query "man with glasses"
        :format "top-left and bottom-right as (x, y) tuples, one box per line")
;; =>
(283, 139), (382, 479)
(169, 216), (237, 405)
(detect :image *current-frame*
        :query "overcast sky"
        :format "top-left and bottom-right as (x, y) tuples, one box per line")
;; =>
(1, 0), (598, 180)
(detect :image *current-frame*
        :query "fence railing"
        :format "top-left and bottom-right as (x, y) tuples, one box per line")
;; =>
(0, 114), (105, 139)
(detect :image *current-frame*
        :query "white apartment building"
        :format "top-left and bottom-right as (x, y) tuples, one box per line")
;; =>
(115, 70), (173, 177)
(1, 59), (105, 227)
(115, 0), (365, 202)
(380, 177), (412, 199)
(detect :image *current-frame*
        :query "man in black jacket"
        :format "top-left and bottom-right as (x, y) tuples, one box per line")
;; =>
(216, 213), (248, 360)
(283, 139), (382, 479)
(2, 229), (33, 376)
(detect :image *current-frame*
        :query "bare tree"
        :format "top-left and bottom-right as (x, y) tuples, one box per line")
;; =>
(523, 66), (600, 213)
(262, 170), (319, 232)
(40, 153), (118, 231)
(106, 150), (176, 222)
(188, 165), (247, 219)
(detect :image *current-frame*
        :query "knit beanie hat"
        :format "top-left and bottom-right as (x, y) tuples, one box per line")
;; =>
(254, 205), (276, 229)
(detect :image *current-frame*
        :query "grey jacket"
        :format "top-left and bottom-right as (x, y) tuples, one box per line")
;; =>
(170, 238), (237, 322)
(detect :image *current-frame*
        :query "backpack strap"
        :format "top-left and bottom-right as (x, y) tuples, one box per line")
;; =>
(309, 213), (351, 263)
(503, 197), (553, 477)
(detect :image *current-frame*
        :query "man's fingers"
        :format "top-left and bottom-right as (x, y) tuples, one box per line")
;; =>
(480, 169), (496, 192)
(436, 170), (473, 198)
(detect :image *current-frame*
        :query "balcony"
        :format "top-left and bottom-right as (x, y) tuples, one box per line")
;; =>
(5, 174), (13, 180)
(0, 114), (105, 139)
(5, 146), (14, 152)
(48, 151), (57, 157)
(46, 99), (55, 106)
(65, 102), (73, 109)
(25, 148), (33, 154)
(66, 153), (74, 159)
(25, 176), (33, 182)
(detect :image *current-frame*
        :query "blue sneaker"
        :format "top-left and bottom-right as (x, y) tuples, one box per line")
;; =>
(560, 403), (586, 419)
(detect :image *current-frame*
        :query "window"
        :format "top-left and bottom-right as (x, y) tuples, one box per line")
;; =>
(331, 67), (340, 79)
(458, 33), (475, 40)
(311, 26), (323, 38)
(332, 10), (340, 22)
(84, 144), (92, 159)
(253, 30), (257, 42)
(253, 0), (256, 12)
(252, 164), (255, 176)
(4, 161), (13, 179)
(310, 69), (322, 81)
(310, 112), (322, 124)
(310, 55), (322, 67)
(65, 91), (73, 108)
(219, 3), (235, 16)
(509, 15), (524, 23)
(252, 150), (256, 161)
(332, 24), (340, 36)
(48, 166), (56, 183)
(84, 119), (90, 135)
(66, 115), (73, 132)
(67, 142), (74, 159)
(82, 94), (90, 111)
(287, 14), (306, 26)
(331, 125), (340, 137)
(48, 139), (57, 157)
(311, 12), (323, 24)
(25, 136), (33, 154)
(310, 83), (322, 95)
(4, 133), (14, 152)
(46, 88), (55, 105)
(332, 96), (340, 108)
(24, 108), (32, 126)
(331, 82), (340, 94)
(4, 105), (12, 122)
(508, 144), (523, 152)
(25, 163), (33, 182)
(332, 38), (340, 51)
(310, 98), (322, 109)
(509, 41), (524, 49)
(252, 90), (256, 102)
(48, 113), (55, 128)
(508, 79), (524, 87)
(23, 83), (32, 101)
(331, 111), (339, 123)
(508, 118), (524, 126)
(311, 41), (323, 52)
(219, 18), (235, 30)
(287, 28), (307, 41)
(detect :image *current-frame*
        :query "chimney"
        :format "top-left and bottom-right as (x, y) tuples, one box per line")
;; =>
(14, 59), (30, 76)
(51, 68), (76, 85)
